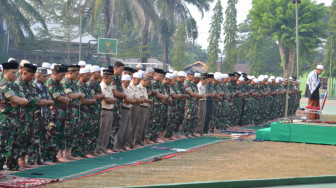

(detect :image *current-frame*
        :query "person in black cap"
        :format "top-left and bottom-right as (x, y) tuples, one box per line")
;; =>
(203, 73), (215, 134)
(60, 65), (84, 160)
(45, 65), (71, 162)
(0, 61), (29, 171)
(123, 67), (136, 76)
(15, 64), (54, 167)
(147, 68), (169, 143)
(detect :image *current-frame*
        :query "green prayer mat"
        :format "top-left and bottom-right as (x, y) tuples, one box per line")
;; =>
(11, 137), (227, 180)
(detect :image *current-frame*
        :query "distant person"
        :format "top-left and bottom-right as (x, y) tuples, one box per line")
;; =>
(305, 65), (324, 120)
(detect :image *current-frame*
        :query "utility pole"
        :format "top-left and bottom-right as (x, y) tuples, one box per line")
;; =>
(330, 32), (333, 100)
(295, 0), (300, 79)
(79, 8), (91, 62)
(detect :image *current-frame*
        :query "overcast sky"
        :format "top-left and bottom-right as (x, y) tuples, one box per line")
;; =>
(188, 0), (332, 50)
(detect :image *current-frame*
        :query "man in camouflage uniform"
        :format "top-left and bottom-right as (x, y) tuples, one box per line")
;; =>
(33, 68), (54, 164)
(46, 65), (71, 162)
(182, 71), (202, 137)
(161, 73), (174, 140)
(87, 66), (105, 153)
(148, 68), (169, 142)
(208, 74), (223, 133)
(218, 74), (231, 130)
(78, 68), (97, 157)
(110, 62), (127, 152)
(16, 64), (53, 167)
(0, 61), (28, 171)
(61, 65), (83, 160)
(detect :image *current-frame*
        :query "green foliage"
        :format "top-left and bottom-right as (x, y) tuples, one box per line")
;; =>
(222, 0), (238, 72)
(171, 23), (187, 71)
(250, 0), (328, 77)
(0, 0), (47, 45)
(324, 0), (336, 78)
(207, 0), (223, 72)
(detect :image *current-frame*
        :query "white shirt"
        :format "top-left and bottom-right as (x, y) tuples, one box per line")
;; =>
(128, 81), (141, 99)
(197, 82), (206, 95)
(123, 86), (134, 108)
(307, 70), (320, 94)
(100, 81), (114, 109)
(138, 83), (150, 107)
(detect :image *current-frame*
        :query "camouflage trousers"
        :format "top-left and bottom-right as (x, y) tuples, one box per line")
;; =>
(45, 119), (65, 162)
(0, 125), (18, 170)
(165, 104), (179, 138)
(148, 103), (164, 141)
(182, 100), (198, 136)
(108, 101), (121, 149)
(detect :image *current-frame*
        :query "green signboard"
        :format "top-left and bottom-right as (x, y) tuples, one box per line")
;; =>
(98, 38), (118, 54)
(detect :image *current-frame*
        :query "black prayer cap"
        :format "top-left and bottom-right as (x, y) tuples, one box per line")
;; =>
(207, 73), (214, 78)
(103, 69), (114, 76)
(2, 61), (19, 70)
(67, 65), (80, 72)
(241, 73), (247, 77)
(54, 65), (68, 73)
(22, 64), (37, 73)
(154, 68), (165, 75)
(201, 73), (208, 79)
(186, 70), (195, 75)
(124, 67), (136, 73)
(108, 65), (114, 70)
(229, 73), (235, 77)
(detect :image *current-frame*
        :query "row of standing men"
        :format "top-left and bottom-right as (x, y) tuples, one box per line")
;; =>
(0, 59), (301, 171)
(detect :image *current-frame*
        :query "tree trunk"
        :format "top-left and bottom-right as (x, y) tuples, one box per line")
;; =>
(278, 39), (295, 78)
(104, 0), (115, 68)
(140, 18), (149, 63)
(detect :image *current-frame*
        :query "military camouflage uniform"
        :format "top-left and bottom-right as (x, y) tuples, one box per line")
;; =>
(78, 81), (95, 155)
(16, 76), (40, 165)
(46, 76), (67, 162)
(33, 79), (51, 164)
(88, 79), (102, 148)
(148, 80), (165, 141)
(182, 80), (198, 136)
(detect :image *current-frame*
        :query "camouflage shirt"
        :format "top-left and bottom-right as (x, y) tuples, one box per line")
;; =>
(46, 76), (67, 120)
(61, 77), (80, 120)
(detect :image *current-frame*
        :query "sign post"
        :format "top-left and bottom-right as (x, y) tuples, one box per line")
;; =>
(98, 38), (118, 54)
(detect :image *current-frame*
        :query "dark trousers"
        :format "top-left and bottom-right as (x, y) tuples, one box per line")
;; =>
(203, 99), (213, 133)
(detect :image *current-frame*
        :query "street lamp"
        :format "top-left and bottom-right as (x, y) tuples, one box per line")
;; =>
(79, 8), (91, 61)
(292, 0), (300, 79)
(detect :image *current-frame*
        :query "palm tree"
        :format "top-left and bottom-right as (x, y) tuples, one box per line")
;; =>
(0, 0), (47, 45)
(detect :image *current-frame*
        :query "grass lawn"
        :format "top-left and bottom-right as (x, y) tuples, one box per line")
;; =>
(48, 115), (336, 188)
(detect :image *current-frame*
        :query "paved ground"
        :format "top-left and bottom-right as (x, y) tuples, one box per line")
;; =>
(300, 98), (336, 115)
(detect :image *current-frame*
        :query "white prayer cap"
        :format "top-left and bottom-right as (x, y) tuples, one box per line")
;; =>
(280, 77), (284, 81)
(139, 70), (146, 75)
(133, 72), (142, 79)
(264, 75), (269, 79)
(168, 69), (174, 73)
(136, 64), (143, 69)
(85, 64), (92, 69)
(33, 64), (37, 66)
(146, 67), (155, 73)
(268, 78), (273, 83)
(247, 76), (254, 80)
(297, 80), (300, 83)
(165, 73), (174, 79)
(8, 58), (16, 62)
(258, 76), (264, 82)
(90, 65), (100, 73)
(42, 62), (51, 69)
(47, 69), (52, 75)
(270, 76), (275, 80)
(222, 74), (229, 79)
(253, 78), (259, 84)
(78, 61), (86, 66)
(275, 79), (280, 83)
(80, 68), (90, 74)
(173, 71), (178, 78)
(316, 65), (324, 70)
(194, 73), (201, 78)
(178, 71), (186, 77)
(51, 63), (57, 69)
(238, 71), (243, 74)
(122, 74), (131, 81)
(214, 72), (221, 75)
(214, 74), (222, 81)
(0, 65), (3, 71)
(209, 72), (214, 74)
(238, 76), (245, 82)
(20, 60), (30, 67)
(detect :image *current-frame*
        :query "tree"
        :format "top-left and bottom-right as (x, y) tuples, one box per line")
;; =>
(171, 23), (187, 70)
(250, 0), (328, 78)
(0, 0), (47, 45)
(222, 0), (238, 72)
(207, 0), (223, 72)
(324, 0), (336, 79)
